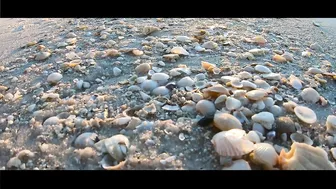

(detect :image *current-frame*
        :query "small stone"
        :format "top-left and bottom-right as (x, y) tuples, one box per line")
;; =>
(113, 67), (122, 76)
(83, 82), (90, 89)
(35, 52), (51, 61)
(47, 73), (63, 84)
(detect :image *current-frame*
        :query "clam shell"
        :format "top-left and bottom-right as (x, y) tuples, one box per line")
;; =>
(253, 36), (267, 44)
(263, 97), (274, 108)
(151, 73), (169, 81)
(214, 95), (227, 109)
(135, 63), (151, 75)
(214, 112), (243, 131)
(225, 97), (242, 111)
(192, 93), (203, 102)
(211, 129), (254, 157)
(281, 52), (294, 62)
(162, 104), (180, 111)
(279, 142), (335, 170)
(177, 76), (194, 88)
(238, 71), (252, 79)
(203, 84), (230, 98)
(294, 106), (317, 124)
(308, 67), (323, 74)
(47, 73), (63, 84)
(230, 78), (243, 88)
(326, 115), (336, 135)
(261, 73), (281, 80)
(241, 80), (257, 90)
(288, 75), (302, 90)
(283, 101), (297, 113)
(255, 65), (271, 73)
(202, 41), (218, 49)
(300, 87), (320, 104)
(171, 47), (189, 56)
(152, 86), (170, 96)
(141, 80), (159, 92)
(272, 54), (287, 63)
(250, 143), (278, 169)
(254, 79), (271, 90)
(290, 133), (313, 146)
(74, 132), (99, 149)
(245, 89), (267, 101)
(142, 26), (160, 35)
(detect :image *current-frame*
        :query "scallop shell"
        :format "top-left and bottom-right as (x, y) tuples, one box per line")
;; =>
(196, 100), (216, 116)
(290, 133), (313, 146)
(278, 142), (335, 170)
(300, 87), (320, 103)
(203, 84), (230, 99)
(245, 89), (267, 101)
(211, 129), (254, 157)
(251, 112), (274, 130)
(294, 106), (317, 124)
(214, 112), (243, 131)
(250, 143), (278, 170)
(326, 115), (336, 135)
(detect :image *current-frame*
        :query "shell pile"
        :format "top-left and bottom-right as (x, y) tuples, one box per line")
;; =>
(1, 18), (336, 170)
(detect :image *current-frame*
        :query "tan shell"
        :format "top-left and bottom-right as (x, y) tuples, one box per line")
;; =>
(254, 79), (271, 90)
(196, 100), (216, 116)
(272, 54), (287, 63)
(281, 52), (294, 62)
(245, 89), (267, 101)
(294, 106), (317, 124)
(300, 88), (320, 103)
(211, 129), (254, 157)
(250, 143), (278, 169)
(326, 115), (336, 135)
(214, 112), (243, 131)
(151, 73), (169, 81)
(251, 112), (275, 130)
(222, 159), (251, 170)
(135, 63), (151, 75)
(225, 97), (242, 111)
(261, 73), (281, 80)
(142, 26), (160, 35)
(171, 47), (189, 56)
(132, 49), (144, 56)
(231, 78), (243, 88)
(201, 61), (216, 72)
(253, 36), (267, 45)
(283, 101), (297, 113)
(203, 84), (230, 99)
(278, 142), (335, 170)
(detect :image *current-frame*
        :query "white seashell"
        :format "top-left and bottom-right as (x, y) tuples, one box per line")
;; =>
(245, 89), (267, 101)
(181, 101), (196, 113)
(270, 105), (282, 116)
(263, 97), (274, 108)
(139, 91), (151, 101)
(35, 52), (51, 61)
(241, 80), (257, 90)
(162, 105), (180, 111)
(202, 41), (218, 49)
(83, 82), (91, 89)
(238, 71), (252, 79)
(141, 80), (159, 92)
(246, 131), (261, 143)
(326, 115), (336, 135)
(290, 133), (313, 145)
(104, 134), (130, 162)
(250, 143), (278, 169)
(254, 79), (271, 90)
(74, 132), (98, 149)
(213, 112), (242, 131)
(176, 36), (191, 43)
(177, 76), (194, 88)
(170, 47), (189, 56)
(261, 73), (281, 80)
(195, 45), (205, 52)
(252, 112), (274, 130)
(308, 67), (323, 74)
(113, 117), (132, 126)
(192, 93), (203, 103)
(136, 76), (147, 84)
(300, 87), (320, 104)
(152, 86), (170, 96)
(252, 100), (265, 111)
(255, 65), (271, 73)
(331, 148), (336, 160)
(225, 97), (242, 111)
(47, 73), (62, 84)
(151, 73), (169, 81)
(294, 106), (317, 124)
(289, 75), (302, 90)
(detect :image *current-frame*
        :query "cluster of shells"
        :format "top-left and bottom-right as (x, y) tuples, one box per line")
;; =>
(1, 18), (336, 170)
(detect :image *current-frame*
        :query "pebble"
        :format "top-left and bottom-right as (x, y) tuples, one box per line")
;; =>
(83, 82), (91, 89)
(35, 52), (51, 61)
(113, 67), (122, 76)
(47, 73), (63, 84)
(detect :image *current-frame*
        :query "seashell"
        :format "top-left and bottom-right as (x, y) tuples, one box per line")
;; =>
(202, 41), (218, 49)
(142, 26), (160, 35)
(245, 89), (267, 101)
(294, 106), (317, 124)
(16, 150), (35, 163)
(132, 49), (144, 56)
(238, 71), (252, 79)
(196, 100), (216, 116)
(290, 132), (313, 146)
(278, 142), (335, 170)
(302, 51), (312, 57)
(7, 157), (21, 168)
(263, 97), (274, 108)
(252, 100), (265, 111)
(163, 54), (180, 60)
(195, 45), (205, 52)
(246, 131), (261, 144)
(275, 117), (296, 135)
(195, 81), (207, 89)
(177, 76), (194, 88)
(249, 48), (267, 56)
(253, 36), (267, 45)
(230, 78), (243, 88)
(74, 132), (99, 149)
(261, 73), (281, 80)
(141, 80), (159, 92)
(135, 63), (151, 76)
(213, 67), (221, 74)
(281, 52), (294, 62)
(283, 101), (297, 113)
(314, 74), (327, 84)
(326, 115), (336, 135)
(136, 76), (147, 84)
(35, 52), (51, 61)
(222, 159), (251, 170)
(195, 73), (206, 81)
(250, 143), (278, 170)
(162, 104), (180, 111)
(254, 65), (271, 73)
(171, 47), (189, 56)
(47, 73), (63, 84)
(113, 67), (122, 76)
(253, 123), (266, 135)
(112, 117), (132, 126)
(274, 94), (283, 101)
(191, 93), (203, 103)
(225, 97), (242, 111)
(308, 67), (323, 74)
(272, 54), (287, 63)
(211, 129), (254, 157)
(43, 116), (60, 126)
(176, 36), (191, 43)
(242, 52), (255, 60)
(152, 86), (170, 96)
(213, 112), (243, 131)
(126, 117), (142, 130)
(41, 93), (60, 101)
(104, 134), (130, 162)
(254, 79), (271, 90)
(181, 101), (196, 113)
(139, 91), (151, 101)
(151, 73), (169, 81)
(251, 112), (274, 130)
(289, 75), (303, 90)
(203, 84), (230, 99)
(104, 49), (120, 57)
(201, 61), (216, 72)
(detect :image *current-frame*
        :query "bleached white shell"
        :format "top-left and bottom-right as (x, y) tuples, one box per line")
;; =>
(104, 135), (130, 162)
(251, 112), (275, 130)
(225, 97), (242, 111)
(326, 115), (336, 135)
(47, 73), (63, 84)
(255, 65), (271, 73)
(141, 80), (159, 92)
(246, 131), (261, 143)
(294, 106), (317, 124)
(246, 89), (267, 101)
(177, 77), (194, 88)
(196, 100), (216, 116)
(170, 47), (189, 56)
(241, 80), (257, 89)
(152, 86), (170, 96)
(151, 73), (169, 81)
(222, 160), (251, 170)
(214, 112), (243, 131)
(74, 132), (98, 149)
(300, 88), (320, 104)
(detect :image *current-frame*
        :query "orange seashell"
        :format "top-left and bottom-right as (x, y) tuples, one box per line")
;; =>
(272, 54), (287, 63)
(201, 61), (216, 72)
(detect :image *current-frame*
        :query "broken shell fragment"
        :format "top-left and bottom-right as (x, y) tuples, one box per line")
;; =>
(251, 112), (275, 130)
(278, 142), (335, 170)
(290, 133), (313, 146)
